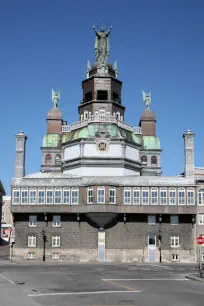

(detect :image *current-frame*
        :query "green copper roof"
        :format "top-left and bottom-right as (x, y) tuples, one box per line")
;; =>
(62, 123), (142, 145)
(143, 136), (161, 150)
(42, 134), (61, 147)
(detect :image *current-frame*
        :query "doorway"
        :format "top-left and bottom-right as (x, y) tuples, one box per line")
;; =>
(148, 234), (156, 262)
(98, 231), (105, 261)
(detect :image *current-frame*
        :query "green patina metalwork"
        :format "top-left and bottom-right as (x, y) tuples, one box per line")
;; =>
(143, 136), (161, 150)
(42, 134), (61, 147)
(62, 123), (142, 146)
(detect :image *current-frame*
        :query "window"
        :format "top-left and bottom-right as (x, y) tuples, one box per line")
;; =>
(13, 189), (20, 204)
(1, 213), (5, 222)
(178, 188), (185, 205)
(95, 111), (98, 116)
(142, 188), (149, 205)
(133, 188), (140, 205)
(120, 115), (123, 121)
(53, 215), (61, 227)
(28, 236), (36, 247)
(172, 254), (179, 261)
(99, 109), (105, 116)
(29, 189), (37, 204)
(29, 215), (37, 227)
(169, 188), (176, 205)
(106, 112), (110, 116)
(52, 253), (60, 260)
(97, 90), (108, 100)
(87, 187), (93, 204)
(151, 188), (158, 205)
(116, 112), (120, 120)
(46, 189), (53, 204)
(170, 236), (179, 248)
(198, 214), (204, 225)
(187, 188), (195, 205)
(124, 187), (131, 205)
(198, 189), (204, 205)
(141, 155), (147, 164)
(45, 154), (52, 165)
(71, 188), (79, 204)
(55, 154), (61, 165)
(54, 188), (62, 204)
(21, 189), (28, 204)
(63, 188), (70, 204)
(85, 91), (92, 102)
(148, 215), (156, 225)
(109, 187), (116, 204)
(160, 188), (167, 205)
(81, 114), (83, 121)
(97, 187), (105, 204)
(38, 189), (45, 204)
(84, 111), (88, 119)
(28, 253), (36, 259)
(151, 156), (157, 166)
(170, 215), (179, 225)
(52, 236), (60, 247)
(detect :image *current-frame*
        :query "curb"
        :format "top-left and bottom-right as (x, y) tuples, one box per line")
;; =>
(185, 274), (204, 283)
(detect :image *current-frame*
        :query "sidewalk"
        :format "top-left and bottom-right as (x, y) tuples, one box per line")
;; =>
(185, 273), (204, 283)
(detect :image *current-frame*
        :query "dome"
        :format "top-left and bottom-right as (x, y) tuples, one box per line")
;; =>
(47, 108), (62, 120)
(140, 108), (156, 121)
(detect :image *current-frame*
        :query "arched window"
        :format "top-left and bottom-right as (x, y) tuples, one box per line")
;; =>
(71, 187), (79, 205)
(141, 155), (147, 164)
(160, 188), (167, 205)
(97, 186), (105, 203)
(151, 156), (157, 166)
(124, 187), (131, 205)
(45, 154), (52, 165)
(133, 187), (140, 205)
(187, 188), (195, 205)
(151, 188), (158, 205)
(169, 188), (176, 205)
(116, 112), (120, 120)
(109, 187), (116, 204)
(178, 188), (185, 205)
(55, 154), (61, 165)
(198, 189), (204, 205)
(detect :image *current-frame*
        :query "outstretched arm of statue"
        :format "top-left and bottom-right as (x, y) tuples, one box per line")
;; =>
(106, 25), (112, 36)
(93, 25), (99, 36)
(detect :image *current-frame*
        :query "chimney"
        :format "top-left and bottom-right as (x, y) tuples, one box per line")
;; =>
(14, 131), (27, 178)
(183, 129), (195, 177)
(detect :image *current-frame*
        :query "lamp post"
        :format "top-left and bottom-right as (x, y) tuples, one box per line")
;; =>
(41, 229), (47, 262)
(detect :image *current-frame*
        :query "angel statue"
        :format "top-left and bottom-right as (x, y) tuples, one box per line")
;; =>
(93, 25), (112, 65)
(142, 90), (151, 109)
(52, 89), (60, 108)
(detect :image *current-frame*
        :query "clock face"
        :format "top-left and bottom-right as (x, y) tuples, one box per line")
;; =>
(96, 140), (109, 152)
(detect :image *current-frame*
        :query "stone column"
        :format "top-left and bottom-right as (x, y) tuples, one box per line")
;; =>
(122, 143), (126, 158)
(80, 141), (84, 157)
(183, 129), (195, 177)
(14, 131), (27, 178)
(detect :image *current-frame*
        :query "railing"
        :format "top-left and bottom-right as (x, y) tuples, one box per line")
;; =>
(61, 115), (142, 135)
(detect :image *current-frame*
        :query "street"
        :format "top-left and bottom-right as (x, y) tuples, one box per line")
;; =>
(0, 261), (203, 306)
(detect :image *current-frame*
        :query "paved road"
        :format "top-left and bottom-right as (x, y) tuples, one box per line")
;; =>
(0, 262), (203, 305)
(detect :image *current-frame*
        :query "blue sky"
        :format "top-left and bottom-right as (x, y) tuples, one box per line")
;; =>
(0, 0), (203, 194)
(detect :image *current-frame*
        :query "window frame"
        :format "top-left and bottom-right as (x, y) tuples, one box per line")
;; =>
(52, 252), (60, 260)
(38, 188), (45, 204)
(29, 215), (37, 227)
(170, 236), (180, 248)
(46, 188), (53, 204)
(141, 155), (147, 164)
(169, 188), (176, 205)
(160, 188), (167, 205)
(29, 189), (37, 205)
(170, 215), (179, 225)
(178, 188), (186, 205)
(28, 252), (36, 259)
(87, 187), (94, 204)
(13, 188), (20, 205)
(63, 188), (70, 204)
(21, 188), (28, 204)
(133, 187), (140, 205)
(124, 187), (131, 205)
(71, 187), (79, 205)
(52, 236), (61, 247)
(151, 155), (157, 166)
(187, 188), (195, 205)
(53, 215), (61, 227)
(45, 153), (52, 165)
(151, 188), (158, 205)
(198, 214), (204, 225)
(55, 154), (61, 165)
(109, 187), (116, 204)
(28, 235), (36, 247)
(148, 215), (156, 225)
(54, 188), (62, 204)
(198, 189), (204, 205)
(97, 186), (105, 204)
(142, 188), (149, 205)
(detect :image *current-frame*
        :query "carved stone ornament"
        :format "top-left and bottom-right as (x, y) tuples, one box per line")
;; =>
(96, 140), (109, 152)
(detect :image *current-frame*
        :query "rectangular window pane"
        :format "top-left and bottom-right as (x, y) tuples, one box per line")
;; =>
(29, 215), (37, 227)
(169, 190), (176, 205)
(160, 190), (167, 205)
(148, 215), (156, 224)
(187, 191), (194, 205)
(133, 189), (140, 205)
(28, 236), (36, 247)
(109, 188), (115, 204)
(22, 190), (28, 204)
(13, 190), (20, 204)
(142, 190), (149, 205)
(151, 190), (158, 205)
(47, 190), (53, 204)
(53, 215), (61, 227)
(199, 214), (204, 225)
(124, 189), (131, 204)
(87, 188), (93, 204)
(63, 189), (70, 204)
(170, 215), (178, 225)
(98, 189), (105, 203)
(38, 190), (45, 204)
(30, 190), (37, 204)
(71, 189), (78, 204)
(52, 236), (60, 247)
(54, 190), (61, 204)
(171, 236), (179, 247)
(178, 190), (185, 205)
